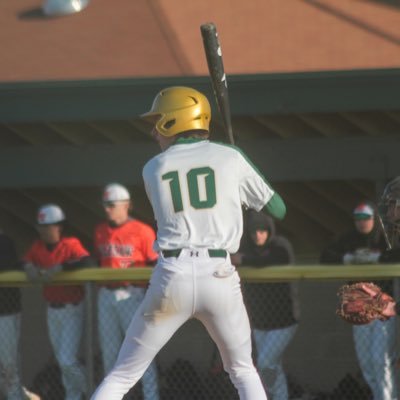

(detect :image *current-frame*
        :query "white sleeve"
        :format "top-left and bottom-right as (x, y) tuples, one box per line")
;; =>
(142, 162), (154, 204)
(236, 150), (274, 211)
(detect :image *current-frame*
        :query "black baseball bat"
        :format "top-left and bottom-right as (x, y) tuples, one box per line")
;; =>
(200, 22), (235, 145)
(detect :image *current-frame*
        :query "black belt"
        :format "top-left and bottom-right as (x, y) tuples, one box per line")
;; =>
(162, 249), (227, 258)
(49, 301), (80, 309)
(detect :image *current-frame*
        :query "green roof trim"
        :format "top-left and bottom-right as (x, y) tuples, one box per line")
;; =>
(1, 68), (399, 123)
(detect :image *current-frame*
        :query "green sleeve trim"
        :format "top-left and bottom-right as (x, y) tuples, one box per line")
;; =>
(262, 192), (286, 220)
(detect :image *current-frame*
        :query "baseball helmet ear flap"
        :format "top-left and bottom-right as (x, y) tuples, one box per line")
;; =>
(141, 87), (211, 137)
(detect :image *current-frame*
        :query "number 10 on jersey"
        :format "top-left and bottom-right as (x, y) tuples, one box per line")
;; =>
(162, 167), (217, 212)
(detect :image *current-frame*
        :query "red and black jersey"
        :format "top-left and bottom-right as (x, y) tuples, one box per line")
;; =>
(24, 237), (89, 303)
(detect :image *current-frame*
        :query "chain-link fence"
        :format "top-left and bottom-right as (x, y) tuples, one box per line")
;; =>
(1, 266), (400, 400)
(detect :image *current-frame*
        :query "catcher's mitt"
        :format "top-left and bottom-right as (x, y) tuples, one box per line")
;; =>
(336, 282), (394, 325)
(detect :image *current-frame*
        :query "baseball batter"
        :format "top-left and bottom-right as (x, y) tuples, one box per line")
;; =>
(23, 204), (92, 400)
(90, 86), (286, 400)
(94, 183), (159, 400)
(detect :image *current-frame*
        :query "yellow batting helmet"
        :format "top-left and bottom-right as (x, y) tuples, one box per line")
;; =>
(141, 87), (211, 137)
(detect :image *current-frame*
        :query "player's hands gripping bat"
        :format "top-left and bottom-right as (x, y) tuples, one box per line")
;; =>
(200, 22), (235, 145)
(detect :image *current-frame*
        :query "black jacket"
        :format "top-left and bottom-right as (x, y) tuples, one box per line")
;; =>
(0, 233), (21, 315)
(320, 226), (394, 295)
(241, 213), (299, 330)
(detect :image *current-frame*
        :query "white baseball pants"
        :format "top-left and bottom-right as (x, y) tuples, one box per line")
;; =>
(47, 303), (86, 400)
(91, 249), (267, 400)
(97, 286), (159, 400)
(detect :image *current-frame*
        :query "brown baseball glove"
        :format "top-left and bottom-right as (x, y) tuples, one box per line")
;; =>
(336, 282), (395, 325)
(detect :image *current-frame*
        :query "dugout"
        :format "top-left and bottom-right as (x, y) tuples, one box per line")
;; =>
(0, 69), (400, 258)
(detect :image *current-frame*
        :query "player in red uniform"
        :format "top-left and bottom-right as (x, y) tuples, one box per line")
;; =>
(23, 204), (92, 400)
(93, 183), (159, 400)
